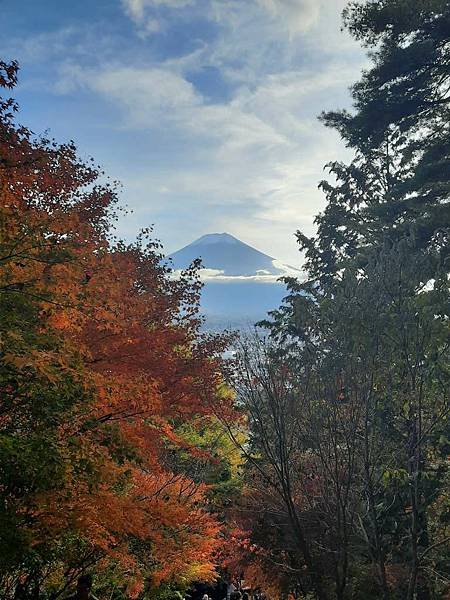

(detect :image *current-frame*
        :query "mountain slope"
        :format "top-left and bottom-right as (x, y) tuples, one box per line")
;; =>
(168, 232), (293, 277)
(168, 233), (302, 329)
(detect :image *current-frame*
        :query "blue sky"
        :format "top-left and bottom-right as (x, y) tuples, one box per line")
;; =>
(2, 0), (366, 264)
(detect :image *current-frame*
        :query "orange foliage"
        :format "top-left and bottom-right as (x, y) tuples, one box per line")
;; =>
(0, 60), (235, 596)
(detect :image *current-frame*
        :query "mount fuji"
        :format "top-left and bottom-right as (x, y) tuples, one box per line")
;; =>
(168, 233), (302, 329)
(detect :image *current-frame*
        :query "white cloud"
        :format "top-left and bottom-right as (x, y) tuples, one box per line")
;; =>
(57, 63), (287, 151)
(57, 53), (358, 263)
(170, 261), (303, 283)
(122, 0), (350, 46)
(257, 0), (320, 35)
(25, 0), (366, 265)
(123, 0), (194, 20)
(0, 25), (120, 67)
(56, 64), (200, 111)
(94, 67), (200, 116)
(122, 0), (194, 36)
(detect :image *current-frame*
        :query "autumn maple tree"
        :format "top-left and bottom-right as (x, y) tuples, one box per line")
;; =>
(0, 60), (236, 599)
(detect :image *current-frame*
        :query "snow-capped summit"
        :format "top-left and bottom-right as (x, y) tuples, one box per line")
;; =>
(190, 233), (240, 246)
(167, 233), (303, 330)
(168, 232), (298, 278)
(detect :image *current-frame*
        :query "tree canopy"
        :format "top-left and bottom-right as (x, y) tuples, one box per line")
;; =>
(298, 0), (450, 285)
(0, 60), (238, 599)
(225, 2), (450, 599)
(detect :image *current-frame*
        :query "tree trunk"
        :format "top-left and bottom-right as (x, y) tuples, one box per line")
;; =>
(363, 394), (390, 600)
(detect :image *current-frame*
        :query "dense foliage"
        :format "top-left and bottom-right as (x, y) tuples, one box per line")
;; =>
(0, 60), (238, 599)
(223, 2), (450, 599)
(1, 1), (449, 599)
(301, 0), (450, 285)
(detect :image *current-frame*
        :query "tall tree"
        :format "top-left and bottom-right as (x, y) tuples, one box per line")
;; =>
(239, 2), (450, 598)
(0, 60), (236, 599)
(299, 0), (450, 285)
